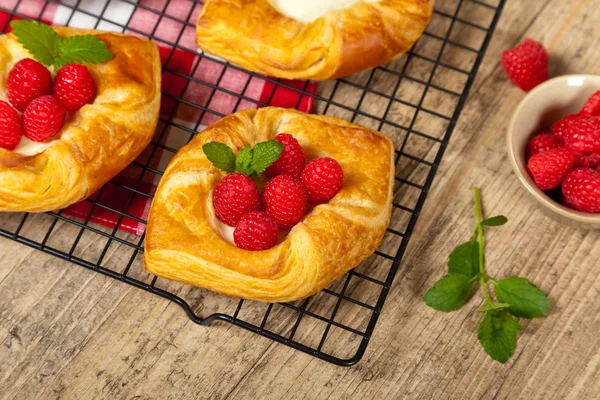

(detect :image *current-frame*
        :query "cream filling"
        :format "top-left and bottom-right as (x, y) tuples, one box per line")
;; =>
(268, 0), (380, 23)
(216, 219), (236, 246)
(12, 135), (60, 156)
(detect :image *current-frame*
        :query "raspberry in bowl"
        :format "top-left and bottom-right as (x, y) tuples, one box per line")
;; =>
(507, 74), (600, 228)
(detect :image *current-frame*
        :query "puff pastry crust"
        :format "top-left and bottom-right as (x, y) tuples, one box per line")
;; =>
(196, 0), (435, 80)
(143, 107), (395, 302)
(0, 27), (161, 212)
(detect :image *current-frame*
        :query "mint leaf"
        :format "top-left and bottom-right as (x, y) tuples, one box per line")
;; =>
(250, 140), (284, 175)
(478, 310), (522, 363)
(203, 140), (284, 177)
(494, 277), (550, 319)
(481, 215), (508, 227)
(479, 302), (511, 313)
(235, 145), (254, 176)
(10, 20), (113, 68)
(54, 35), (113, 67)
(202, 142), (236, 173)
(448, 241), (480, 278)
(424, 274), (473, 312)
(10, 20), (60, 66)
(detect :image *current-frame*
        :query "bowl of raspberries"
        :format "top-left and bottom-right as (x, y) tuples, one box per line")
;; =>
(507, 74), (600, 227)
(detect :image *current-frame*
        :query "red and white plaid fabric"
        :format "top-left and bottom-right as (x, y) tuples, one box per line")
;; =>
(0, 0), (317, 235)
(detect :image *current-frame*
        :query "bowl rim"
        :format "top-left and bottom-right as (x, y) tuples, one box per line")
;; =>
(506, 74), (600, 223)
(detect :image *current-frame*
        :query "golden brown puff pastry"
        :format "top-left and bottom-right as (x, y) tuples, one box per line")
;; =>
(143, 107), (395, 302)
(0, 27), (161, 212)
(196, 0), (435, 80)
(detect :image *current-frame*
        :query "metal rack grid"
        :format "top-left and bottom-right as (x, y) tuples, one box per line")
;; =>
(0, 0), (505, 366)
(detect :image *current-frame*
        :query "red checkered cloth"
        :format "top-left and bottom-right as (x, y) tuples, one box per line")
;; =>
(1, 0), (317, 235)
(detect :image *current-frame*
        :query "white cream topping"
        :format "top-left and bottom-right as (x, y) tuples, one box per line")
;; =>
(12, 136), (59, 156)
(269, 0), (380, 23)
(216, 219), (236, 246)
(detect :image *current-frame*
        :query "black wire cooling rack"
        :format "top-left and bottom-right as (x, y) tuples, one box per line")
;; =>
(0, 0), (505, 366)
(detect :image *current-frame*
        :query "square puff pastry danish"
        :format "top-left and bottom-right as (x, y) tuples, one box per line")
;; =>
(0, 27), (161, 212)
(143, 107), (395, 303)
(196, 0), (435, 80)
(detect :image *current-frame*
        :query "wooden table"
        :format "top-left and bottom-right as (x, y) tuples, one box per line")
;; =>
(2, 0), (600, 398)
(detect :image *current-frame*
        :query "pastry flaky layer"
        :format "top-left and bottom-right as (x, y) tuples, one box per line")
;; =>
(144, 107), (395, 302)
(196, 0), (435, 80)
(0, 27), (161, 212)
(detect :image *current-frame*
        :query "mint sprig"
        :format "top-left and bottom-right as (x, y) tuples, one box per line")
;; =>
(10, 20), (113, 67)
(202, 140), (284, 177)
(424, 187), (551, 363)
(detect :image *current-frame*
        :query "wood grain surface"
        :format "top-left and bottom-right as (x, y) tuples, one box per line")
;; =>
(2, 0), (600, 398)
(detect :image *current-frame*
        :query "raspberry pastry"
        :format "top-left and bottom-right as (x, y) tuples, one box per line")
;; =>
(143, 107), (395, 302)
(196, 0), (435, 80)
(0, 24), (161, 212)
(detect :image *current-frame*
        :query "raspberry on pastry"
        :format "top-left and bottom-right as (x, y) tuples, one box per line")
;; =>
(264, 174), (307, 229)
(22, 95), (66, 142)
(234, 211), (279, 251)
(0, 100), (22, 150)
(265, 133), (305, 178)
(7, 58), (52, 112)
(301, 157), (343, 203)
(213, 172), (261, 226)
(53, 63), (97, 112)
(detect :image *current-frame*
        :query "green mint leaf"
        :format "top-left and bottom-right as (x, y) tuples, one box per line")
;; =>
(423, 274), (473, 312)
(250, 140), (284, 175)
(448, 241), (480, 278)
(54, 35), (113, 67)
(235, 145), (254, 176)
(479, 302), (511, 313)
(10, 20), (60, 66)
(478, 310), (522, 363)
(202, 142), (236, 173)
(481, 215), (508, 227)
(494, 277), (550, 319)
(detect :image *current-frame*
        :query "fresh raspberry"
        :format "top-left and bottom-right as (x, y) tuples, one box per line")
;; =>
(526, 133), (563, 159)
(563, 115), (600, 153)
(213, 173), (261, 226)
(501, 39), (548, 91)
(581, 90), (600, 116)
(562, 168), (600, 212)
(265, 134), (305, 178)
(52, 64), (97, 112)
(301, 157), (344, 203)
(0, 100), (22, 150)
(263, 175), (307, 229)
(527, 148), (577, 190)
(7, 58), (52, 112)
(551, 114), (581, 139)
(23, 95), (66, 142)
(576, 152), (600, 168)
(233, 211), (279, 251)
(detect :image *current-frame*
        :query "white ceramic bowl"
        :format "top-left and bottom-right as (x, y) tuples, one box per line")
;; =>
(507, 74), (600, 229)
